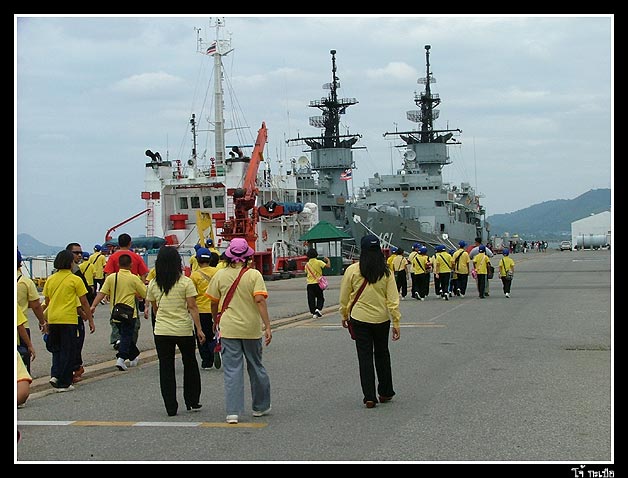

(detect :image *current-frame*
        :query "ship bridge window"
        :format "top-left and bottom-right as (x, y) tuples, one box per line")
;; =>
(435, 201), (444, 207)
(214, 195), (225, 208)
(178, 197), (189, 209)
(190, 196), (200, 208)
(202, 196), (213, 208)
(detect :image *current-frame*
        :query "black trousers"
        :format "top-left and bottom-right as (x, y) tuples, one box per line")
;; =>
(456, 273), (469, 295)
(395, 271), (408, 298)
(306, 283), (325, 314)
(501, 277), (513, 294)
(351, 318), (395, 403)
(154, 334), (201, 415)
(477, 274), (488, 298)
(439, 272), (451, 297)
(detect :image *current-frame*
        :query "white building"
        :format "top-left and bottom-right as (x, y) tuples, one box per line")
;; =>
(571, 211), (611, 249)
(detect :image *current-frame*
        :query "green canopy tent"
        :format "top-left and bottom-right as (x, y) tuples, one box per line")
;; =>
(299, 221), (352, 275)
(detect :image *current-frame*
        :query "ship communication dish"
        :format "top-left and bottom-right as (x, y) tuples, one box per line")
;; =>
(404, 149), (417, 161)
(297, 156), (309, 167)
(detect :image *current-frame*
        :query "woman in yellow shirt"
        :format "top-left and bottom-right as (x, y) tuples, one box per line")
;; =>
(340, 234), (401, 409)
(147, 247), (205, 417)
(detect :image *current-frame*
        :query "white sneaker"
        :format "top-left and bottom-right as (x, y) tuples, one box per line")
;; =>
(49, 377), (58, 386)
(226, 414), (239, 424)
(505, 293), (510, 298)
(54, 385), (75, 393)
(314, 309), (323, 318)
(116, 357), (128, 371)
(253, 406), (272, 417)
(129, 358), (139, 367)
(460, 294), (465, 298)
(420, 297), (425, 301)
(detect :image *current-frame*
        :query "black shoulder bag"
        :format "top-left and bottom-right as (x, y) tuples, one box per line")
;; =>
(110, 273), (136, 323)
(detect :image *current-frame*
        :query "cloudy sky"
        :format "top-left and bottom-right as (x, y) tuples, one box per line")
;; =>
(15, 14), (613, 251)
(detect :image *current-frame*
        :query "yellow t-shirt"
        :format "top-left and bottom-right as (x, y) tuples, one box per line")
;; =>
(452, 249), (471, 274)
(305, 258), (327, 285)
(100, 269), (147, 318)
(205, 264), (268, 340)
(190, 265), (217, 313)
(386, 254), (395, 270)
(435, 252), (453, 273)
(17, 270), (41, 329)
(411, 254), (431, 275)
(339, 262), (401, 327)
(391, 254), (408, 272)
(79, 260), (95, 286)
(147, 276), (198, 336)
(42, 270), (87, 325)
(189, 256), (199, 272)
(498, 256), (515, 277)
(472, 253), (490, 274)
(89, 252), (107, 279)
(146, 268), (156, 283)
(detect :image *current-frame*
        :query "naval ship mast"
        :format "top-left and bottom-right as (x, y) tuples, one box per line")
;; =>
(383, 44), (461, 176)
(287, 49), (362, 228)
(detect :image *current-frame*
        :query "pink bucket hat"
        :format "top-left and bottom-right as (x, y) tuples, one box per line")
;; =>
(224, 238), (254, 262)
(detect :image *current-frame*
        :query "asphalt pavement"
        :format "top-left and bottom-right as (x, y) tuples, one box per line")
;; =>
(16, 250), (613, 464)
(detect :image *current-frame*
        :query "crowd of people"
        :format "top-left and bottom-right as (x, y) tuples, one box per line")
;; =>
(17, 233), (516, 428)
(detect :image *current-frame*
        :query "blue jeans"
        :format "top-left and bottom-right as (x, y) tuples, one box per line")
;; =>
(116, 318), (140, 361)
(196, 312), (215, 366)
(47, 323), (78, 388)
(221, 338), (271, 415)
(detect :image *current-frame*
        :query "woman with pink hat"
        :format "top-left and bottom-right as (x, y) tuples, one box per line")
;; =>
(206, 238), (272, 424)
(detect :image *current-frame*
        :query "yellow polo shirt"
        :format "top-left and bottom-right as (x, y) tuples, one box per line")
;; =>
(100, 269), (147, 318)
(190, 265), (218, 313)
(42, 270), (87, 325)
(147, 276), (198, 336)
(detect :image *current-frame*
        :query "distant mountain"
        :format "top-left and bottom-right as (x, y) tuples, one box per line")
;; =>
(487, 188), (611, 240)
(17, 233), (64, 257)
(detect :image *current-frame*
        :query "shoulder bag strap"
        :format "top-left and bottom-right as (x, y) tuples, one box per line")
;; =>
(413, 255), (426, 272)
(305, 263), (320, 280)
(112, 273), (118, 304)
(217, 267), (249, 324)
(349, 279), (369, 317)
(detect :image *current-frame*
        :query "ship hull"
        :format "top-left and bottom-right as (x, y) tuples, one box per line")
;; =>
(347, 205), (482, 255)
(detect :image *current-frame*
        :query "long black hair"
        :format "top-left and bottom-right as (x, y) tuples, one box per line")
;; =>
(154, 246), (182, 295)
(359, 248), (390, 284)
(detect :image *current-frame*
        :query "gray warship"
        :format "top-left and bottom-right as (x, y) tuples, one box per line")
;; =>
(287, 49), (362, 230)
(346, 44), (488, 253)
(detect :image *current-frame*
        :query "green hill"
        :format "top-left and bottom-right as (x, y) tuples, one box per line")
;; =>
(487, 188), (611, 240)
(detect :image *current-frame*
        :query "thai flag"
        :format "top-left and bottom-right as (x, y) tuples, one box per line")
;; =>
(340, 168), (352, 181)
(206, 42), (217, 55)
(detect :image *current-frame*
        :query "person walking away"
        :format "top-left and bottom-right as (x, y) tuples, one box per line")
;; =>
(206, 238), (272, 425)
(433, 245), (453, 300)
(17, 249), (47, 373)
(305, 248), (331, 318)
(42, 249), (95, 392)
(447, 248), (457, 296)
(469, 237), (494, 296)
(91, 253), (147, 370)
(415, 246), (432, 300)
(498, 249), (516, 298)
(147, 246), (205, 417)
(407, 243), (422, 299)
(90, 245), (107, 293)
(189, 248), (221, 369)
(472, 245), (491, 299)
(452, 241), (471, 297)
(340, 234), (401, 409)
(66, 243), (97, 383)
(391, 248), (409, 300)
(103, 233), (150, 349)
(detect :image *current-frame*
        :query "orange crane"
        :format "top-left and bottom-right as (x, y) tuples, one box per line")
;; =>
(104, 208), (151, 242)
(220, 122), (268, 249)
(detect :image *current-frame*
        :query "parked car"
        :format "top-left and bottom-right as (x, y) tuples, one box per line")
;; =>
(560, 240), (572, 251)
